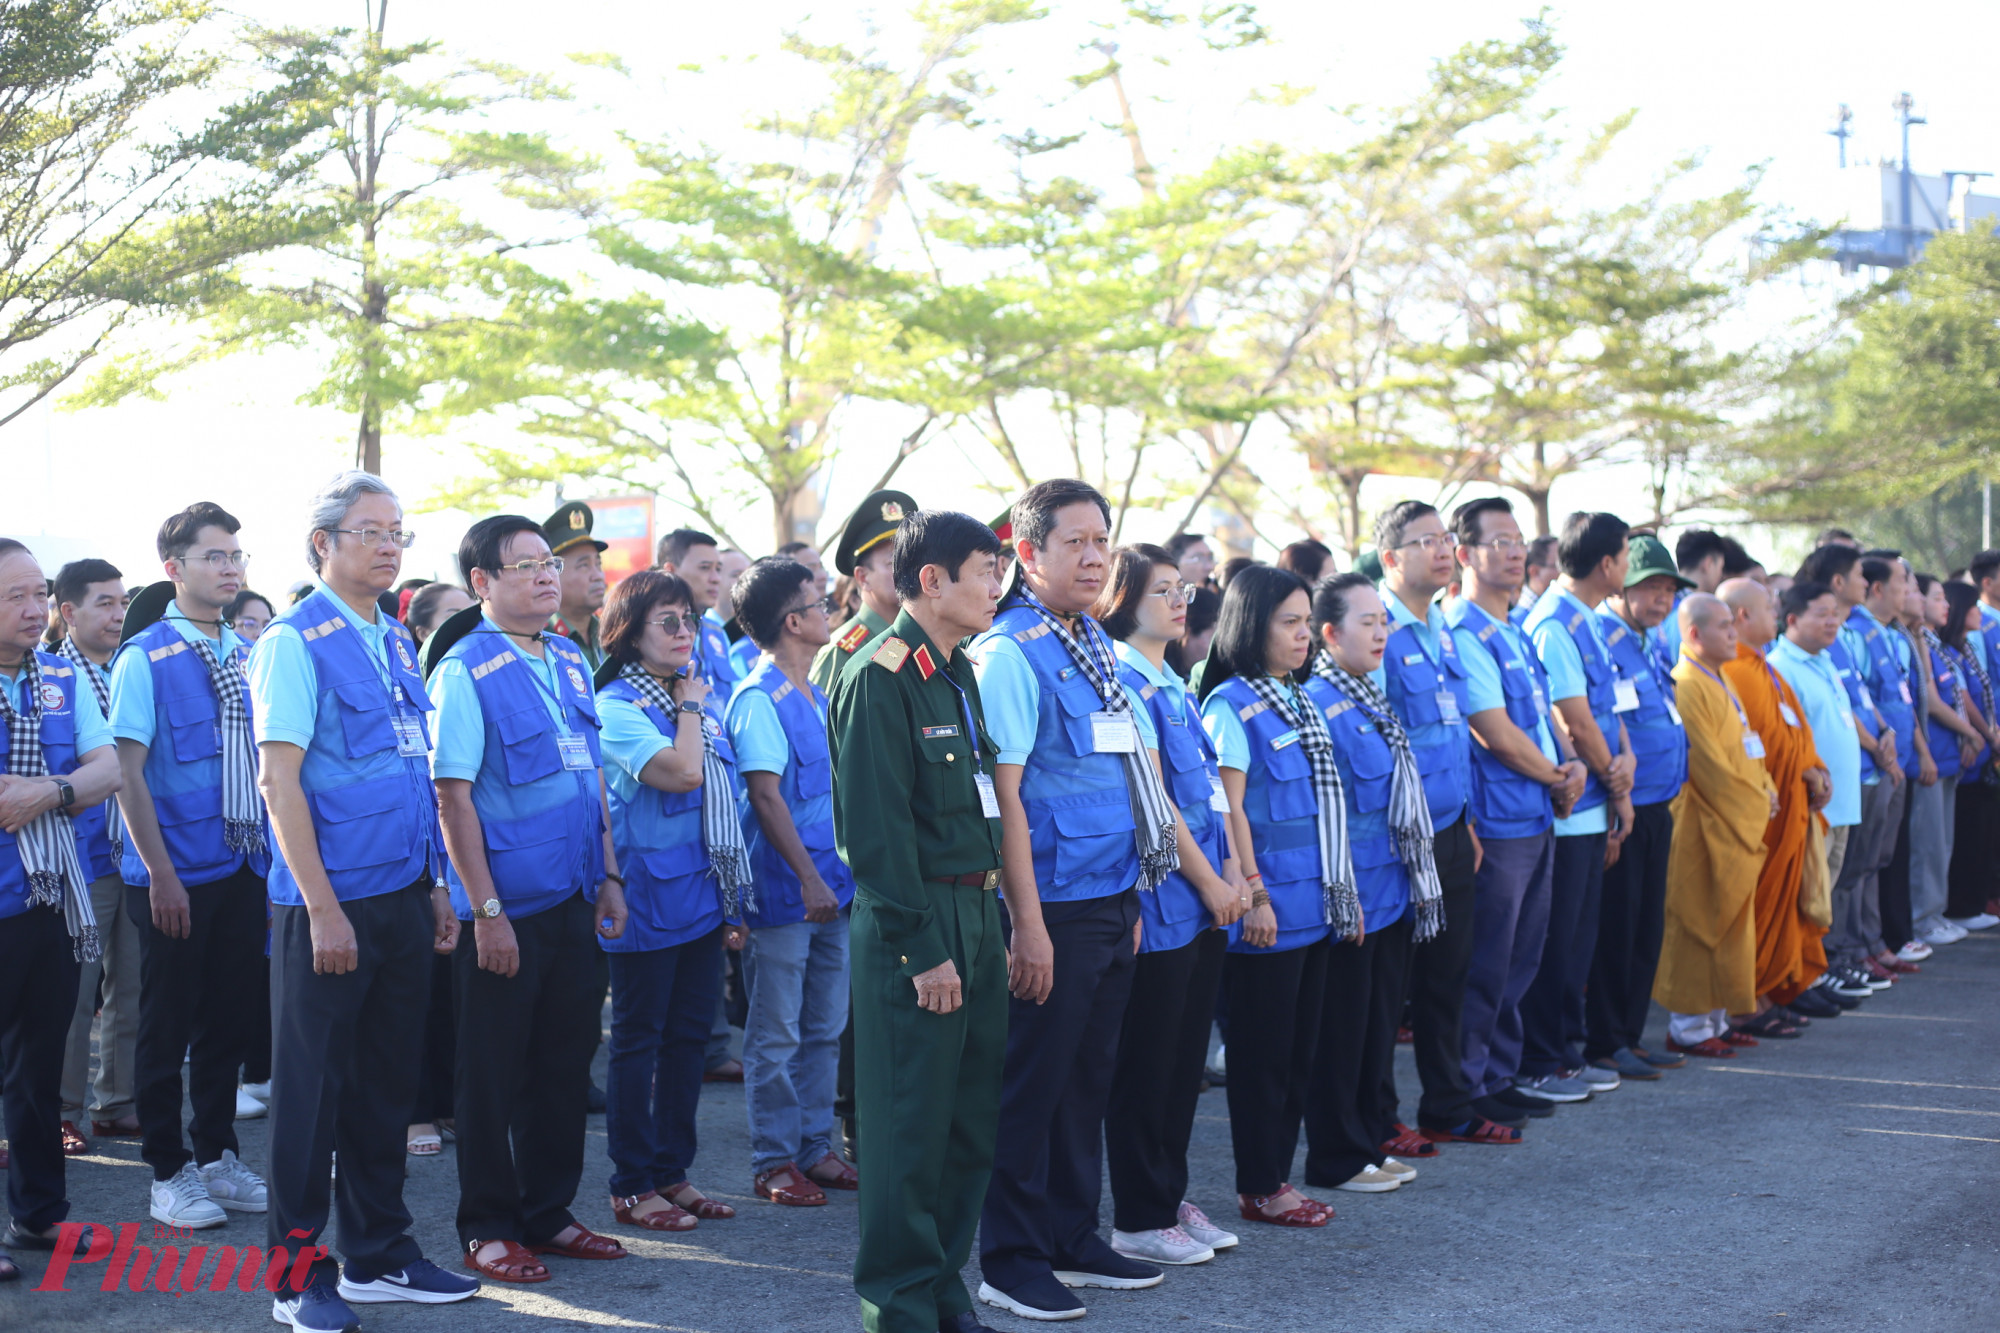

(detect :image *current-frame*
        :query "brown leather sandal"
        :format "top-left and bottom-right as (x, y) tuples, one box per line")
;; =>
(463, 1239), (550, 1283)
(754, 1162), (827, 1207)
(803, 1154), (859, 1190)
(529, 1225), (627, 1260)
(612, 1190), (697, 1232)
(664, 1181), (735, 1219)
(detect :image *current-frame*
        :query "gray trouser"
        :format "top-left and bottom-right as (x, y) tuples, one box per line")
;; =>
(1827, 778), (1900, 966)
(60, 872), (142, 1118)
(1909, 775), (1956, 937)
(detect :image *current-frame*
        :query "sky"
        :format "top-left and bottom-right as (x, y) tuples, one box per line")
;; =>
(6, 0), (1999, 593)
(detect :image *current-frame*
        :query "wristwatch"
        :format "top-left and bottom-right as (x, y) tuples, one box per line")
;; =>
(473, 897), (504, 920)
(677, 700), (704, 715)
(53, 777), (74, 809)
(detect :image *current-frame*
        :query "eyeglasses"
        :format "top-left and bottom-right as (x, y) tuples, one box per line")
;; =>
(1397, 533), (1458, 553)
(782, 595), (837, 618)
(1145, 583), (1199, 606)
(329, 528), (417, 550)
(646, 612), (701, 634)
(492, 557), (564, 577)
(1469, 538), (1528, 555)
(188, 551), (251, 570)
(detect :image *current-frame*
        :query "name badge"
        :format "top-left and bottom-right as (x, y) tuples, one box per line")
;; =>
(1209, 771), (1231, 813)
(1613, 678), (1641, 713)
(556, 733), (595, 771)
(1271, 728), (1301, 750)
(1899, 680), (1913, 704)
(1402, 652), (1424, 665)
(1665, 698), (1684, 727)
(1091, 712), (1137, 753)
(391, 713), (428, 758)
(923, 725), (960, 739)
(975, 772), (1001, 819)
(1437, 690), (1462, 724)
(1530, 687), (1548, 717)
(1779, 702), (1801, 728)
(1744, 731), (1766, 760)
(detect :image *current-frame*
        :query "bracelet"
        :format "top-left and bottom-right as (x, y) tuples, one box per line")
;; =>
(1250, 887), (1272, 911)
(602, 871), (626, 887)
(1245, 872), (1264, 884)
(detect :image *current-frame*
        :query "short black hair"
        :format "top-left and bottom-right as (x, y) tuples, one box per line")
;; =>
(1166, 532), (1209, 559)
(406, 582), (468, 638)
(735, 557), (816, 649)
(1450, 496), (1515, 548)
(1199, 564), (1310, 701)
(1942, 581), (1981, 653)
(1719, 537), (1758, 578)
(53, 558), (121, 611)
(1277, 539), (1334, 583)
(1860, 547), (1902, 560)
(1817, 527), (1858, 548)
(157, 501), (240, 563)
(1010, 479), (1110, 551)
(1373, 501), (1438, 554)
(1309, 571), (1377, 636)
(1859, 556), (1896, 590)
(655, 528), (717, 569)
(225, 589), (273, 623)
(458, 514), (545, 587)
(1674, 529), (1728, 574)
(1797, 544), (1861, 586)
(1970, 549), (2000, 588)
(777, 540), (816, 560)
(1557, 511), (1629, 580)
(893, 510), (1003, 602)
(1526, 535), (1558, 568)
(1781, 579), (1834, 626)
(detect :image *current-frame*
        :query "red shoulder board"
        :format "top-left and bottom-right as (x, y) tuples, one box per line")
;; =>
(836, 619), (870, 652)
(912, 644), (936, 679)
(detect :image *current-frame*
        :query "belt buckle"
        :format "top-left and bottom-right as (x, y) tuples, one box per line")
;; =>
(982, 869), (1000, 891)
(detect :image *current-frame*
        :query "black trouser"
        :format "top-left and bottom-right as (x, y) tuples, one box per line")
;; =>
(1879, 778), (1916, 953)
(1106, 927), (1225, 1233)
(1221, 941), (1326, 1197)
(242, 951), (272, 1086)
(1947, 778), (1997, 919)
(413, 949), (456, 1124)
(981, 889), (1139, 1292)
(1585, 802), (1674, 1060)
(1518, 831), (1607, 1078)
(1392, 817), (1477, 1130)
(127, 865), (266, 1181)
(453, 891), (599, 1248)
(1, 904), (81, 1231)
(1304, 914), (1412, 1187)
(834, 1009), (857, 1159)
(268, 880), (432, 1284)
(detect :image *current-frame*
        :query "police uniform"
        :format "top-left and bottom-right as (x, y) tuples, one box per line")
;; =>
(249, 583), (450, 1289)
(545, 501), (608, 670)
(809, 489), (916, 695)
(828, 611), (1004, 1333)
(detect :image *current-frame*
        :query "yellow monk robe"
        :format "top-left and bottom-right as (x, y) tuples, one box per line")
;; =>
(1721, 642), (1828, 1006)
(1655, 656), (1776, 1019)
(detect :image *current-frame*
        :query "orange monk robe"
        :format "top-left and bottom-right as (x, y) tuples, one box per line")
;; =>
(1655, 657), (1776, 1019)
(1721, 643), (1828, 1006)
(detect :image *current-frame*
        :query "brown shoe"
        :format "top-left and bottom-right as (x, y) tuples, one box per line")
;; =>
(753, 1162), (826, 1207)
(60, 1121), (88, 1156)
(611, 1190), (696, 1232)
(663, 1180), (736, 1219)
(803, 1154), (859, 1191)
(463, 1239), (549, 1284)
(90, 1115), (140, 1138)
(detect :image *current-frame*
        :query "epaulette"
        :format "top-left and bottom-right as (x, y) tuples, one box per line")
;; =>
(1012, 623), (1051, 644)
(870, 637), (911, 673)
(148, 640), (189, 663)
(771, 681), (794, 703)
(1237, 700), (1268, 722)
(912, 644), (936, 679)
(1139, 684), (1158, 701)
(301, 616), (348, 642)
(471, 650), (516, 680)
(835, 620), (870, 653)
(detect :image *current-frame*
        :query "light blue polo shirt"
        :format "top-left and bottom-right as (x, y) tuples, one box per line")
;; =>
(1769, 635), (1860, 828)
(1112, 639), (1191, 721)
(429, 618), (569, 783)
(1449, 618), (1561, 767)
(598, 692), (678, 805)
(725, 674), (827, 834)
(1, 664), (112, 754)
(1526, 590), (1609, 836)
(1201, 676), (1308, 772)
(974, 632), (1157, 767)
(1976, 605), (2000, 678)
(249, 582), (394, 749)
(109, 602), (246, 745)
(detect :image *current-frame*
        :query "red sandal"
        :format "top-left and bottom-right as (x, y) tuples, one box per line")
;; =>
(1665, 1036), (1736, 1059)
(612, 1190), (696, 1232)
(1719, 1028), (1761, 1047)
(1419, 1117), (1523, 1146)
(529, 1225), (627, 1260)
(804, 1154), (860, 1191)
(754, 1162), (827, 1207)
(664, 1181), (736, 1220)
(464, 1239), (550, 1284)
(1378, 1123), (1439, 1158)
(1237, 1185), (1333, 1228)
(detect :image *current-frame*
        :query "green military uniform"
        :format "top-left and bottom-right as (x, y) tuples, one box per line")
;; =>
(811, 602), (890, 693)
(829, 609), (1007, 1333)
(814, 488), (917, 696)
(543, 500), (608, 670)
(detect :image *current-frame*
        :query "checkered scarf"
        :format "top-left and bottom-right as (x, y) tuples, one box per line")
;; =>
(2, 655), (99, 960)
(620, 663), (754, 915)
(1310, 651), (1443, 941)
(1240, 672), (1360, 941)
(186, 635), (264, 855)
(56, 636), (121, 861)
(1007, 585), (1179, 888)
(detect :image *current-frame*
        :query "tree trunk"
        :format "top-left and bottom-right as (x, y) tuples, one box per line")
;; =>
(1527, 488), (1552, 538)
(356, 395), (381, 474)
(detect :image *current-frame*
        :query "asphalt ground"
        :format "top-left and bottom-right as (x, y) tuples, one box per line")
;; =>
(8, 930), (2000, 1333)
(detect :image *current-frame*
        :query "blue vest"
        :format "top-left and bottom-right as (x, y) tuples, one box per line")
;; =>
(0, 654), (90, 920)
(1207, 675), (1332, 955)
(1846, 609), (1918, 779)
(266, 590), (439, 905)
(1378, 603), (1472, 827)
(1444, 598), (1555, 839)
(60, 664), (111, 882)
(729, 634), (760, 679)
(1942, 643), (1992, 775)
(1596, 608), (1687, 806)
(443, 630), (604, 920)
(1524, 591), (1621, 816)
(982, 604), (1141, 903)
(1926, 642), (1965, 780)
(598, 677), (723, 949)
(1824, 638), (1880, 784)
(735, 660), (854, 929)
(115, 621), (269, 888)
(1122, 662), (1225, 954)
(1302, 676), (1408, 933)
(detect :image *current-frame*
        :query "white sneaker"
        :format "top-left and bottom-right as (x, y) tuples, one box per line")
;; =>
(1110, 1225), (1214, 1266)
(1378, 1157), (1418, 1182)
(235, 1087), (267, 1119)
(240, 1081), (272, 1101)
(1910, 931), (1950, 952)
(1946, 913), (2000, 932)
(198, 1149), (267, 1212)
(1176, 1199), (1238, 1251)
(150, 1163), (227, 1228)
(1335, 1165), (1402, 1192)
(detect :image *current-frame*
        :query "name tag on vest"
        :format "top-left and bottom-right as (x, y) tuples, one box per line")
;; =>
(1209, 771), (1230, 812)
(976, 772), (1000, 819)
(1665, 698), (1683, 727)
(1437, 690), (1462, 723)
(1091, 712), (1137, 753)
(1613, 678), (1640, 713)
(1899, 680), (1912, 704)
(556, 734), (594, 770)
(391, 714), (427, 757)
(1271, 728), (1300, 750)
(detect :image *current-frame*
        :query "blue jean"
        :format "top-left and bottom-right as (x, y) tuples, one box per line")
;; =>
(742, 910), (850, 1175)
(605, 926), (723, 1198)
(1460, 831), (1554, 1099)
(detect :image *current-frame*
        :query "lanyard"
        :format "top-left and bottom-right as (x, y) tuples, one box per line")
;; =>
(934, 659), (984, 767)
(1687, 657), (1751, 731)
(509, 636), (574, 735)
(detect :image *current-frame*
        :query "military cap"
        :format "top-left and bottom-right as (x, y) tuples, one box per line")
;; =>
(991, 504), (1015, 545)
(120, 581), (178, 645)
(834, 489), (918, 576)
(543, 500), (607, 558)
(1354, 549), (1384, 583)
(1625, 533), (1695, 589)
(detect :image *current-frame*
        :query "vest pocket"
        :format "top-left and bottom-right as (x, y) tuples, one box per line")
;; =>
(1262, 741), (1316, 823)
(332, 682), (397, 759)
(309, 780), (416, 872)
(1054, 679), (1110, 757)
(153, 787), (224, 870)
(1047, 797), (1138, 887)
(484, 808), (584, 894)
(164, 693), (221, 763)
(495, 706), (561, 784)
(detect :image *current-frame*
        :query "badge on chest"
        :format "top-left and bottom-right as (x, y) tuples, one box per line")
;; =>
(1613, 677), (1640, 713)
(1091, 711), (1136, 753)
(556, 733), (594, 770)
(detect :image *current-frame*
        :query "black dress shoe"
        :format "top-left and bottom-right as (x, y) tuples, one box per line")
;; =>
(1471, 1095), (1534, 1126)
(1786, 988), (1840, 1019)
(940, 1311), (1000, 1333)
(1483, 1090), (1554, 1120)
(4, 1221), (108, 1252)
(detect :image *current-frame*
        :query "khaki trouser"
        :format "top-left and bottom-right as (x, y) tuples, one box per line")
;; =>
(60, 873), (142, 1118)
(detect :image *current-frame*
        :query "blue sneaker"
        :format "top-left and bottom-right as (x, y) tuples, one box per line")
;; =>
(272, 1280), (361, 1332)
(338, 1258), (478, 1304)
